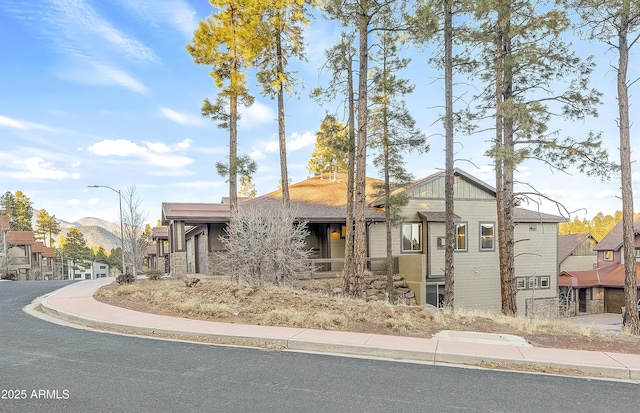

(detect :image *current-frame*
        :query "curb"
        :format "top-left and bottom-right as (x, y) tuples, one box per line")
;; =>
(37, 284), (640, 382)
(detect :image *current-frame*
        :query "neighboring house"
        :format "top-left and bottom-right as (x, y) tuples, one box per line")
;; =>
(146, 227), (169, 273)
(5, 231), (36, 281)
(160, 175), (385, 277)
(558, 233), (598, 272)
(67, 260), (110, 280)
(160, 169), (563, 314)
(560, 215), (640, 314)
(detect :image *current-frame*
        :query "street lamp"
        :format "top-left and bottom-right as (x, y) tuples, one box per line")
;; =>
(88, 185), (126, 278)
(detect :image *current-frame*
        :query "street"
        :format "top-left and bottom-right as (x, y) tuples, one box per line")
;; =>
(0, 281), (637, 413)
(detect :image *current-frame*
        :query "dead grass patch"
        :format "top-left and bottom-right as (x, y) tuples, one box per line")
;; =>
(93, 278), (640, 354)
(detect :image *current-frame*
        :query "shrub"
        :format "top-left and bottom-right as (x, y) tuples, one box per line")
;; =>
(217, 205), (312, 287)
(144, 269), (165, 281)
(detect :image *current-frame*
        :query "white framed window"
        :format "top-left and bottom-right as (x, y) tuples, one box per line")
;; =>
(604, 251), (613, 261)
(401, 223), (422, 252)
(540, 276), (550, 288)
(528, 277), (538, 289)
(456, 223), (467, 251)
(516, 278), (526, 290)
(479, 222), (494, 251)
(436, 236), (445, 250)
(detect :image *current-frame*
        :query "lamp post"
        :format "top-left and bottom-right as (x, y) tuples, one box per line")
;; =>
(88, 185), (126, 278)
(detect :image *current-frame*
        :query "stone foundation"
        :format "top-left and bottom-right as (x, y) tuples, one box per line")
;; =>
(170, 251), (187, 278)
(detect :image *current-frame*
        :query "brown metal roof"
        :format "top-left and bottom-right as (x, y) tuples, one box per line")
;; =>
(6, 231), (34, 245)
(152, 226), (169, 239)
(559, 264), (640, 288)
(32, 241), (44, 253)
(43, 247), (56, 258)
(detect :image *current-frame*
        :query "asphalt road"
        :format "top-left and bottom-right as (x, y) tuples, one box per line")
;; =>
(0, 281), (637, 413)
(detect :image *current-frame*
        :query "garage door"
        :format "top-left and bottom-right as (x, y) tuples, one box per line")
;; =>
(605, 288), (625, 313)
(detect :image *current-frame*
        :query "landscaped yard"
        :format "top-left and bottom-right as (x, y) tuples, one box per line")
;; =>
(94, 277), (640, 355)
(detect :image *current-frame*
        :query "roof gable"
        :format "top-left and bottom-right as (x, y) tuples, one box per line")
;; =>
(594, 214), (640, 251)
(401, 168), (496, 201)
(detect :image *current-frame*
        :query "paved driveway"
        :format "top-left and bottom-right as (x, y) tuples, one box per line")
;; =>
(569, 313), (623, 332)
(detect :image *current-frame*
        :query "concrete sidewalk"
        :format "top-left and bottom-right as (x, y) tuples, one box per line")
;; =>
(36, 278), (640, 381)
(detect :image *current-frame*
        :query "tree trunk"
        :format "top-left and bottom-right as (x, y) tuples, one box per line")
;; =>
(343, 51), (357, 295)
(352, 7), (371, 297)
(443, 0), (455, 310)
(276, 27), (290, 207)
(496, 0), (518, 316)
(617, 3), (639, 334)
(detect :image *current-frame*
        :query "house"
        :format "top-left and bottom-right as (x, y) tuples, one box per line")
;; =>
(560, 215), (640, 314)
(67, 260), (110, 280)
(367, 169), (564, 313)
(5, 231), (37, 281)
(558, 233), (598, 272)
(147, 226), (169, 273)
(160, 175), (385, 278)
(160, 169), (563, 314)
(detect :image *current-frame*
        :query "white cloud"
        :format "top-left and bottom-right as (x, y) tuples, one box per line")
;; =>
(47, 0), (157, 63)
(173, 139), (192, 150)
(67, 199), (80, 205)
(146, 142), (171, 153)
(9, 157), (75, 180)
(59, 61), (147, 93)
(250, 150), (266, 160)
(87, 139), (147, 156)
(288, 132), (315, 151)
(239, 101), (276, 127)
(88, 197), (100, 205)
(172, 181), (225, 189)
(160, 108), (204, 126)
(120, 0), (198, 38)
(0, 115), (57, 132)
(86, 138), (194, 170)
(265, 141), (279, 153)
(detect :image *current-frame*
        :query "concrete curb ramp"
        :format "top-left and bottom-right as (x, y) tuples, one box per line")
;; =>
(36, 278), (640, 381)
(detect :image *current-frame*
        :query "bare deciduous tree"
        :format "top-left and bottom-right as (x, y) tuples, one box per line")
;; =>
(217, 205), (311, 286)
(121, 185), (149, 282)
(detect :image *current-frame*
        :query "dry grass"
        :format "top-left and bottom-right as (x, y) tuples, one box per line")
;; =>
(93, 277), (640, 354)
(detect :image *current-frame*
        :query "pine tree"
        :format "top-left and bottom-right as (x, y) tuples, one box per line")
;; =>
(187, 0), (261, 216)
(308, 115), (350, 176)
(468, 0), (614, 315)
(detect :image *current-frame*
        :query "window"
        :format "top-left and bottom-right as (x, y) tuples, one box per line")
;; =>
(517, 275), (551, 290)
(456, 223), (467, 251)
(604, 251), (613, 261)
(480, 223), (494, 251)
(540, 276), (550, 288)
(401, 223), (422, 252)
(436, 236), (445, 250)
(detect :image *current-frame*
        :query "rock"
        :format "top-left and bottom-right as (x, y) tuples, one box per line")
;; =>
(184, 278), (200, 287)
(393, 280), (407, 288)
(365, 295), (379, 301)
(396, 287), (411, 294)
(365, 288), (379, 297)
(421, 304), (440, 316)
(332, 287), (342, 296)
(371, 281), (387, 290)
(393, 275), (404, 281)
(405, 291), (415, 298)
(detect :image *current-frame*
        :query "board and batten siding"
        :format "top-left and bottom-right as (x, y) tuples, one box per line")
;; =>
(514, 222), (559, 312)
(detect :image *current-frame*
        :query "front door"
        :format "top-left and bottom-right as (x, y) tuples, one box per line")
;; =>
(578, 288), (587, 313)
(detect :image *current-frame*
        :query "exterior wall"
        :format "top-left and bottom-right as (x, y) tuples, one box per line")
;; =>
(397, 254), (426, 304)
(559, 255), (597, 272)
(514, 222), (559, 314)
(170, 251), (187, 277)
(329, 225), (345, 271)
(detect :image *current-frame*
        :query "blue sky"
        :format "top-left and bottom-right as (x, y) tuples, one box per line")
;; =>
(0, 0), (636, 226)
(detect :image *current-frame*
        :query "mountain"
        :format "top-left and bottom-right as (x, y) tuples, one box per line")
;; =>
(54, 216), (122, 251)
